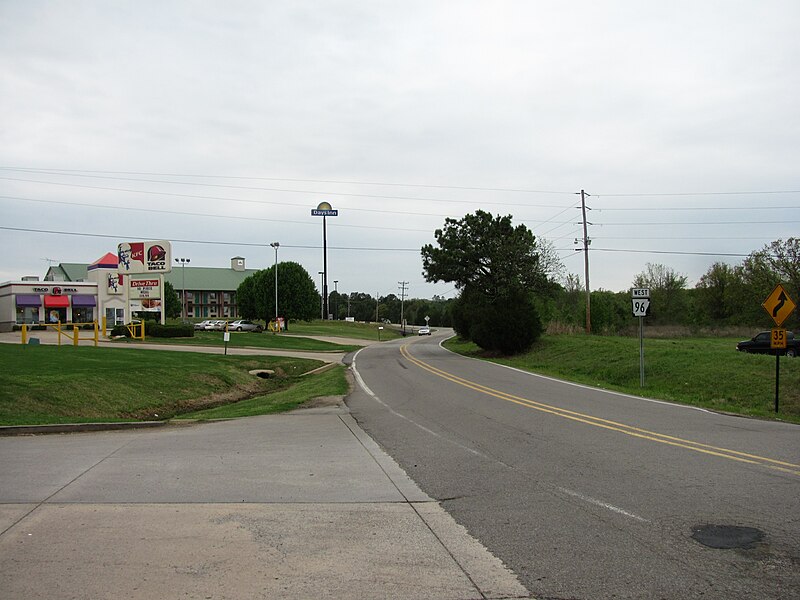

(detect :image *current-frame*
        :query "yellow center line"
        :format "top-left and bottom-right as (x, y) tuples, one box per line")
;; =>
(400, 344), (800, 477)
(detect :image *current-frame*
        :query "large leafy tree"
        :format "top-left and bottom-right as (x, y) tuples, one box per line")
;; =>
(422, 210), (547, 296)
(163, 281), (182, 320)
(421, 211), (546, 354)
(236, 261), (318, 329)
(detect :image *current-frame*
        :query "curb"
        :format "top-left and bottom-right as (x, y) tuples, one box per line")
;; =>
(0, 420), (169, 436)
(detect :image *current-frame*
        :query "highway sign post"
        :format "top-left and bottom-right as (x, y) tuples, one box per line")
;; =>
(631, 288), (650, 387)
(762, 284), (796, 412)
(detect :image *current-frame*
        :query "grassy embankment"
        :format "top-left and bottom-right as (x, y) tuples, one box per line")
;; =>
(0, 344), (348, 426)
(445, 334), (800, 422)
(116, 319), (402, 351)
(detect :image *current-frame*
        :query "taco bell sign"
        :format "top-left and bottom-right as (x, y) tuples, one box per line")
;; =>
(118, 240), (173, 274)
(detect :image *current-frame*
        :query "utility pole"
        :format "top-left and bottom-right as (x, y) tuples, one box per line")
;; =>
(375, 293), (379, 323)
(580, 190), (592, 334)
(398, 281), (408, 334)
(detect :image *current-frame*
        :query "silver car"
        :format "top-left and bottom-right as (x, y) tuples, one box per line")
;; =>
(204, 320), (228, 331)
(229, 319), (263, 332)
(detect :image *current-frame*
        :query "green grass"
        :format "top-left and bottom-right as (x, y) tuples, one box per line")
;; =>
(114, 329), (362, 353)
(444, 334), (800, 422)
(0, 344), (330, 426)
(281, 320), (404, 341)
(178, 365), (349, 420)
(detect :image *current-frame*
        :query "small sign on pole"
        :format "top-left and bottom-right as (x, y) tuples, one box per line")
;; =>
(631, 289), (650, 387)
(762, 285), (796, 413)
(771, 328), (787, 350)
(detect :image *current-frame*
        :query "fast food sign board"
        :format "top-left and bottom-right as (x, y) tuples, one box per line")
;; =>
(130, 279), (161, 299)
(130, 279), (162, 312)
(117, 241), (172, 274)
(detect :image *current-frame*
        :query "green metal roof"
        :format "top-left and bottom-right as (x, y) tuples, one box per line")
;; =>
(164, 267), (260, 291)
(47, 263), (260, 292)
(46, 263), (90, 281)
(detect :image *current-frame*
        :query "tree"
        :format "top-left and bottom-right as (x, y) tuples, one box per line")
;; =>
(695, 262), (739, 324)
(632, 263), (689, 324)
(163, 281), (182, 320)
(736, 238), (800, 328)
(236, 261), (318, 329)
(422, 210), (548, 296)
(422, 211), (546, 353)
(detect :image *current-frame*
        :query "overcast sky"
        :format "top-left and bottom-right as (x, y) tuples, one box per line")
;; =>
(1, 1), (798, 300)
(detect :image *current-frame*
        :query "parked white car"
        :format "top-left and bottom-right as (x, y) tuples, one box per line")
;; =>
(229, 319), (263, 332)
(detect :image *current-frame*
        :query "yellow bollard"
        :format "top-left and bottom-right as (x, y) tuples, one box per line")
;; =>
(57, 321), (62, 346)
(93, 321), (99, 346)
(74, 326), (79, 347)
(102, 316), (107, 338)
(21, 324), (27, 345)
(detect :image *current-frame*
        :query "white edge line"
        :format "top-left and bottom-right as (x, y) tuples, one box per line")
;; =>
(437, 336), (713, 414)
(351, 348), (488, 459)
(355, 346), (651, 524)
(556, 486), (650, 523)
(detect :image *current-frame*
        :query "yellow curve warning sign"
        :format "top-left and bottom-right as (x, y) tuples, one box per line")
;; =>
(762, 284), (796, 327)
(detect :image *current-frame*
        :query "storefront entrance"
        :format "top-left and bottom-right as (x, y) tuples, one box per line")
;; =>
(44, 294), (69, 323)
(105, 307), (125, 326)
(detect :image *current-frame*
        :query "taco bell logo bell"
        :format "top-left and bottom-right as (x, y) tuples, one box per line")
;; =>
(118, 240), (171, 274)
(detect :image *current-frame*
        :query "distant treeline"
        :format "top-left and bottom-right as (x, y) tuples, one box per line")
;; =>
(336, 238), (799, 334)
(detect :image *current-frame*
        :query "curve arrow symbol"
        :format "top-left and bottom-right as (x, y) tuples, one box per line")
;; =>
(772, 291), (787, 317)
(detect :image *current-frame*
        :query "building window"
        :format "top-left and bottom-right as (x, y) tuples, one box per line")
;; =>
(73, 308), (95, 323)
(16, 306), (40, 324)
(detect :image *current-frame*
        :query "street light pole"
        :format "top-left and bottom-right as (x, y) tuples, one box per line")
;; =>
(270, 242), (279, 329)
(333, 280), (338, 320)
(174, 257), (190, 319)
(318, 272), (325, 320)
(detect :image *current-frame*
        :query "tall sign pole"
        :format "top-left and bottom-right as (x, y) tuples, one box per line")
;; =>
(312, 202), (338, 320)
(762, 283), (797, 412)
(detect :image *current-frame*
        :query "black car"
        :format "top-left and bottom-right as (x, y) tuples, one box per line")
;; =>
(736, 331), (798, 358)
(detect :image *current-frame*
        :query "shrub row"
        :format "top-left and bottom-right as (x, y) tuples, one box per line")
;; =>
(110, 323), (194, 338)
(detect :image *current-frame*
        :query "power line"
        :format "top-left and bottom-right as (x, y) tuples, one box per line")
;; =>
(597, 205), (799, 211)
(0, 226), (422, 251)
(596, 190), (800, 197)
(3, 166), (798, 197)
(0, 166), (576, 196)
(591, 247), (751, 257)
(0, 171), (573, 208)
(0, 195), (435, 233)
(0, 177), (575, 222)
(595, 220), (800, 226)
(0, 225), (778, 259)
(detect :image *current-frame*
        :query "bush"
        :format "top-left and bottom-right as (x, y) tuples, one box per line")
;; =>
(110, 325), (130, 337)
(109, 323), (194, 338)
(453, 286), (542, 355)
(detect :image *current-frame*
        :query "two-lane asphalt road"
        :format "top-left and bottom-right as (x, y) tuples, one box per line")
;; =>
(347, 330), (800, 599)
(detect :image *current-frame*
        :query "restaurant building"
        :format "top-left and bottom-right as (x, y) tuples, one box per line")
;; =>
(0, 252), (259, 332)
